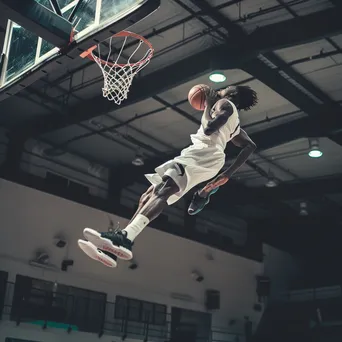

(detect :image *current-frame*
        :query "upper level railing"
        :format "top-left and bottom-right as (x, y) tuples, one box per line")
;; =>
(274, 285), (342, 303)
(1, 281), (242, 342)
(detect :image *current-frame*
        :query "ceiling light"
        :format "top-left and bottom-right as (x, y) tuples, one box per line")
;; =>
(299, 202), (308, 216)
(209, 72), (226, 83)
(308, 149), (323, 158)
(265, 170), (278, 188)
(308, 139), (323, 158)
(265, 178), (278, 188)
(132, 154), (144, 166)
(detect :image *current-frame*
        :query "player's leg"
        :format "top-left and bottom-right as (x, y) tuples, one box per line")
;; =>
(77, 240), (118, 268)
(78, 185), (153, 268)
(83, 177), (179, 261)
(188, 174), (229, 215)
(137, 176), (179, 222)
(128, 185), (154, 224)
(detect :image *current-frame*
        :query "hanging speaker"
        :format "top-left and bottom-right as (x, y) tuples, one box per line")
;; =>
(205, 289), (220, 310)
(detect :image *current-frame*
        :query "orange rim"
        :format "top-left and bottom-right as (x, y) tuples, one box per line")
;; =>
(79, 31), (154, 67)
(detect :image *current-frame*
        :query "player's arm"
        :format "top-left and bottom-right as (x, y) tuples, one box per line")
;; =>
(199, 129), (256, 195)
(203, 99), (234, 136)
(223, 128), (256, 177)
(202, 87), (219, 122)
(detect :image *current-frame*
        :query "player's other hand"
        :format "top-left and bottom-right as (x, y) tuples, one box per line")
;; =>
(205, 87), (218, 107)
(202, 174), (229, 195)
(212, 174), (229, 187)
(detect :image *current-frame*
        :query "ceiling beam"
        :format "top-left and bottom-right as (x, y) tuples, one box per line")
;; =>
(189, 0), (342, 124)
(262, 52), (337, 107)
(247, 8), (342, 51)
(241, 58), (342, 129)
(10, 7), (342, 138)
(190, 0), (342, 125)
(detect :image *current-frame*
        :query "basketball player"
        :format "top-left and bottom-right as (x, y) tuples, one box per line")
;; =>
(78, 85), (258, 267)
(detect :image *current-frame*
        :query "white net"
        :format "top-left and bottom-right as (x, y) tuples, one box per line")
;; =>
(90, 33), (153, 104)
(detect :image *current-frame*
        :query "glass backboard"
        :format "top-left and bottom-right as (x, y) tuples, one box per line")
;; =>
(0, 0), (150, 88)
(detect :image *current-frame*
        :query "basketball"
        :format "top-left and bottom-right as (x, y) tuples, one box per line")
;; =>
(188, 84), (209, 111)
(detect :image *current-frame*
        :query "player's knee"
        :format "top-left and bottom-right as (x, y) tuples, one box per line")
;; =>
(140, 191), (151, 206)
(153, 183), (167, 199)
(154, 178), (178, 200)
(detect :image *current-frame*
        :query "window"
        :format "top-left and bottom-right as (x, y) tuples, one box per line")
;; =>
(11, 275), (106, 333)
(115, 296), (166, 325)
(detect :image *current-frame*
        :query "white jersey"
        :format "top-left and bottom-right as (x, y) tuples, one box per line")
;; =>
(145, 99), (240, 205)
(190, 99), (240, 151)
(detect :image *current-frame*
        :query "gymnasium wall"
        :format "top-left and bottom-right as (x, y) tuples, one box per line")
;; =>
(263, 244), (301, 300)
(0, 179), (299, 341)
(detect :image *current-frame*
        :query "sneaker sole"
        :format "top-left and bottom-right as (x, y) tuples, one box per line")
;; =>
(83, 228), (133, 261)
(188, 187), (219, 216)
(78, 239), (117, 268)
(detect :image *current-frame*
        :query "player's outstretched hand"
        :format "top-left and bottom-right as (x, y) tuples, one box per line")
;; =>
(203, 174), (229, 193)
(204, 87), (218, 108)
(188, 175), (229, 215)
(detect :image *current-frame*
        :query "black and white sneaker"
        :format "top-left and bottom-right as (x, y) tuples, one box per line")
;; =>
(78, 239), (117, 268)
(188, 188), (219, 215)
(83, 228), (133, 260)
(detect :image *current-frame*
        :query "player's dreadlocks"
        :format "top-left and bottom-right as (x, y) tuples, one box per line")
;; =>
(235, 85), (258, 111)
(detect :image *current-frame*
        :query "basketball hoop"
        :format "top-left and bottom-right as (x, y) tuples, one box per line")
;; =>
(80, 31), (154, 104)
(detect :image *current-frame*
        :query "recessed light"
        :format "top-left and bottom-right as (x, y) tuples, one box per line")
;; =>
(132, 155), (144, 166)
(308, 149), (323, 158)
(265, 179), (278, 188)
(209, 72), (226, 83)
(308, 139), (323, 158)
(299, 202), (308, 216)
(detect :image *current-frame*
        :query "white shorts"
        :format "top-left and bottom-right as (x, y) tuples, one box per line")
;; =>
(145, 143), (225, 205)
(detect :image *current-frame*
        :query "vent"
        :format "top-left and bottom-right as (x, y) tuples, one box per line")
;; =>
(29, 251), (58, 271)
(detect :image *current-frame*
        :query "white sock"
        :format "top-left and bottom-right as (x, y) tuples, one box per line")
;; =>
(123, 214), (150, 241)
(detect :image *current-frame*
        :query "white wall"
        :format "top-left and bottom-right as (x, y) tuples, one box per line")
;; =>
(0, 179), (292, 341)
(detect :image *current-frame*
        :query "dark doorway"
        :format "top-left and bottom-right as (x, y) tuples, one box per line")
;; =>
(171, 307), (211, 342)
(0, 271), (8, 320)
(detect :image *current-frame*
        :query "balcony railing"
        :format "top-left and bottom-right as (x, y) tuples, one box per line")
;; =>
(1, 281), (242, 342)
(274, 285), (342, 303)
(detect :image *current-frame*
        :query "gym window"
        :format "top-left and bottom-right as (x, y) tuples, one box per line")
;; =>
(11, 275), (106, 333)
(115, 295), (167, 325)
